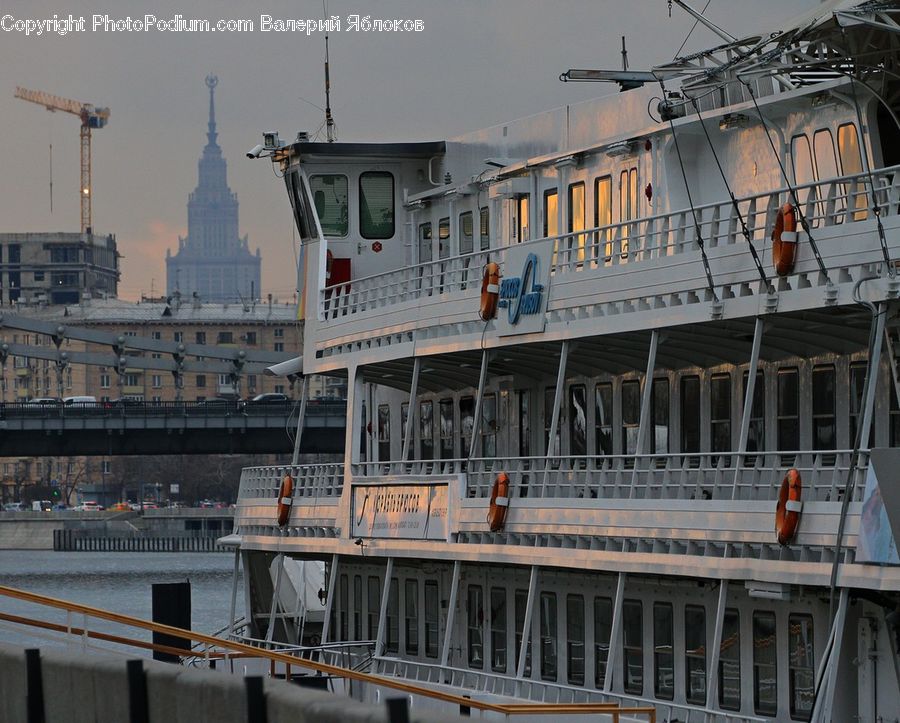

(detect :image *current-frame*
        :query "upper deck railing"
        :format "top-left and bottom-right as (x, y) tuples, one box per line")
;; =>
(321, 165), (900, 320)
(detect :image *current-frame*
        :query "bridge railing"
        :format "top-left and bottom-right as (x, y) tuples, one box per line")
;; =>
(239, 463), (344, 500)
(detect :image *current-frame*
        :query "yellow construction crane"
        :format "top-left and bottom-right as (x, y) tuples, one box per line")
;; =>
(14, 86), (110, 234)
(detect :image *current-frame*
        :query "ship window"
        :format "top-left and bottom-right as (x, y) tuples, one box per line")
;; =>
(367, 576), (381, 640)
(404, 580), (419, 655)
(540, 592), (558, 681)
(681, 376), (701, 454)
(419, 400), (434, 460)
(652, 379), (670, 454)
(543, 189), (559, 238)
(595, 383), (613, 455)
(359, 171), (394, 239)
(424, 580), (439, 658)
(459, 396), (475, 459)
(812, 365), (835, 450)
(849, 362), (875, 448)
(777, 368), (800, 451)
(685, 605), (707, 705)
(515, 589), (532, 676)
(719, 608), (741, 711)
(837, 123), (867, 220)
(481, 393), (497, 459)
(594, 175), (613, 263)
(401, 403), (409, 460)
(567, 594), (585, 686)
(711, 373), (732, 456)
(418, 222), (433, 263)
(544, 387), (562, 459)
(353, 575), (362, 639)
(479, 207), (490, 250)
(568, 181), (586, 263)
(459, 211), (474, 255)
(439, 398), (454, 460)
(789, 614), (815, 720)
(518, 390), (531, 458)
(742, 371), (766, 458)
(491, 587), (508, 673)
(438, 217), (450, 259)
(753, 610), (777, 716)
(814, 129), (842, 219)
(790, 134), (816, 215)
(594, 596), (612, 688)
(467, 585), (484, 668)
(378, 404), (391, 461)
(622, 599), (643, 695)
(287, 171), (313, 240)
(619, 168), (638, 256)
(385, 578), (399, 654)
(516, 195), (530, 243)
(569, 384), (587, 458)
(339, 574), (349, 640)
(622, 379), (641, 455)
(654, 602), (674, 700)
(309, 174), (349, 237)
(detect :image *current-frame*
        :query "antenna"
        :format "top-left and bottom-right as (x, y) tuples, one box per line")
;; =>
(621, 36), (629, 72)
(324, 32), (336, 142)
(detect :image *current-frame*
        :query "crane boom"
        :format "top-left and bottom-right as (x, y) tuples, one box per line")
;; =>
(14, 86), (110, 234)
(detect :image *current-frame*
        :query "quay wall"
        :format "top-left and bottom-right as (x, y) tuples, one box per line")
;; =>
(0, 643), (461, 723)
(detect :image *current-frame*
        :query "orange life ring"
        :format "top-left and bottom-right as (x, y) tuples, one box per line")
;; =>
(487, 472), (510, 532)
(775, 468), (802, 545)
(772, 203), (798, 276)
(479, 263), (501, 321)
(276, 474), (294, 527)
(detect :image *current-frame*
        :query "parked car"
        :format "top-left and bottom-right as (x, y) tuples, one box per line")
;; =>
(23, 397), (62, 407)
(72, 501), (102, 511)
(2, 502), (25, 512)
(245, 392), (290, 405)
(63, 395), (97, 406)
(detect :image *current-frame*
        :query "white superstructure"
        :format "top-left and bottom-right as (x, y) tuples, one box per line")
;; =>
(233, 3), (900, 720)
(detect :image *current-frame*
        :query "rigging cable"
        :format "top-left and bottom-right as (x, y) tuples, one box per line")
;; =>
(689, 96), (772, 291)
(841, 25), (895, 277)
(658, 81), (719, 301)
(738, 77), (832, 283)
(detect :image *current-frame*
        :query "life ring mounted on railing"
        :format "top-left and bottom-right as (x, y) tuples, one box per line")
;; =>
(487, 472), (510, 532)
(775, 468), (802, 545)
(479, 263), (501, 321)
(276, 474), (294, 528)
(771, 203), (798, 276)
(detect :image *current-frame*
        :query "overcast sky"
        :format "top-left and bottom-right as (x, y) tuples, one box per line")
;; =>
(1, 0), (813, 301)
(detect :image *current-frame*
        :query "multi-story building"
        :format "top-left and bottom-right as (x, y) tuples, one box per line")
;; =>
(166, 75), (261, 303)
(0, 231), (119, 306)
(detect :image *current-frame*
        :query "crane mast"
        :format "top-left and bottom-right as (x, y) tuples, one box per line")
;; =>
(14, 86), (110, 234)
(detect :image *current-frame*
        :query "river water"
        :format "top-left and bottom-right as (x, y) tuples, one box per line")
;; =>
(0, 550), (242, 653)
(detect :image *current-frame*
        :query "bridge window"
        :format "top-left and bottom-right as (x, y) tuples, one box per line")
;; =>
(711, 373), (732, 456)
(377, 404), (391, 461)
(439, 398), (454, 460)
(459, 211), (474, 255)
(404, 580), (418, 655)
(515, 589), (532, 676)
(418, 222), (432, 265)
(567, 594), (585, 685)
(594, 176), (613, 263)
(791, 134), (815, 212)
(419, 400), (434, 459)
(400, 403), (409, 459)
(595, 383), (613, 455)
(459, 396), (474, 458)
(789, 614), (814, 720)
(481, 393), (497, 458)
(814, 129), (841, 218)
(623, 599), (643, 695)
(491, 587), (507, 673)
(367, 576), (380, 640)
(568, 182), (586, 263)
(777, 368), (800, 450)
(654, 602), (674, 700)
(543, 189), (558, 238)
(743, 371), (766, 457)
(540, 591), (558, 681)
(622, 379), (640, 455)
(467, 585), (484, 668)
(719, 609), (741, 710)
(651, 379), (669, 454)
(518, 390), (531, 458)
(849, 362), (874, 448)
(753, 610), (777, 716)
(310, 174), (349, 237)
(681, 376), (701, 454)
(339, 574), (349, 640)
(424, 580), (439, 658)
(359, 171), (394, 240)
(837, 123), (866, 220)
(569, 385), (587, 457)
(480, 207), (490, 250)
(685, 604), (707, 704)
(438, 217), (450, 259)
(385, 578), (399, 654)
(516, 195), (530, 243)
(812, 365), (835, 450)
(594, 596), (612, 687)
(353, 575), (363, 639)
(619, 168), (638, 256)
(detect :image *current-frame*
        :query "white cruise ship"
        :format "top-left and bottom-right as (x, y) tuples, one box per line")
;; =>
(232, 2), (900, 720)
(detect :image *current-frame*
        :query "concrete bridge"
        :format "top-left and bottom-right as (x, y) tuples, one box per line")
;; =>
(0, 400), (345, 455)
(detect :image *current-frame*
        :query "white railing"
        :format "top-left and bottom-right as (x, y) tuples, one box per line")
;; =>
(238, 463), (344, 501)
(354, 450), (868, 503)
(376, 657), (766, 723)
(321, 165), (900, 320)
